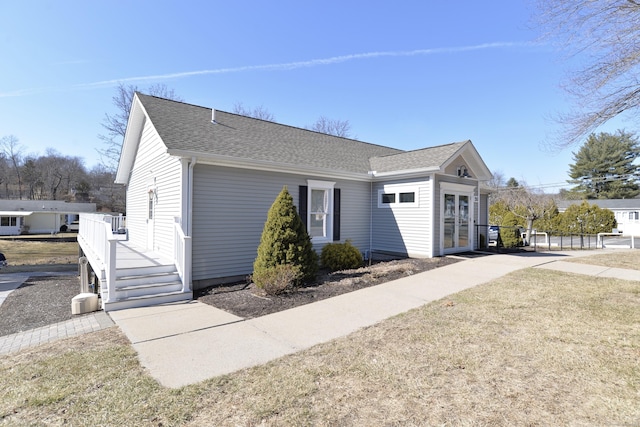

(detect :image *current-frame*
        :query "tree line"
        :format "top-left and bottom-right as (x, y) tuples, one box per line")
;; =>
(0, 134), (124, 212)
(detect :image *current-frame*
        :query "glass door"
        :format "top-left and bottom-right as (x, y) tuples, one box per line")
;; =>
(443, 192), (471, 252)
(444, 194), (456, 249)
(458, 195), (469, 247)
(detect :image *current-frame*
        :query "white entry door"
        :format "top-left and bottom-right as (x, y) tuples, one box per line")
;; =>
(442, 189), (473, 254)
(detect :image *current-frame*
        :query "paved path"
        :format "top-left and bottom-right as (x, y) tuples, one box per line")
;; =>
(109, 250), (639, 388)
(2, 251), (638, 387)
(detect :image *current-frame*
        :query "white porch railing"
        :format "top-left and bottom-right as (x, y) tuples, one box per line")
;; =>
(78, 213), (119, 303)
(80, 213), (192, 304)
(174, 217), (192, 292)
(110, 214), (126, 232)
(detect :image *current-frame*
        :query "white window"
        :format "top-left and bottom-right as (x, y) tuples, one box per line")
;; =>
(307, 180), (335, 241)
(0, 217), (17, 227)
(378, 186), (418, 208)
(399, 192), (415, 203)
(630, 211), (639, 221)
(381, 193), (396, 204)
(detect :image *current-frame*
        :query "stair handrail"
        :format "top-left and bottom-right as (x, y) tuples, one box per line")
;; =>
(79, 213), (117, 303)
(174, 217), (192, 293)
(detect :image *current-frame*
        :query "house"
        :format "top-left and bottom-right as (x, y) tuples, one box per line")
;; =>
(78, 93), (492, 311)
(0, 199), (96, 235)
(557, 199), (640, 235)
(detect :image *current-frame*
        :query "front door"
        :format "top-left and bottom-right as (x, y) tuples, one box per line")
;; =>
(443, 192), (472, 253)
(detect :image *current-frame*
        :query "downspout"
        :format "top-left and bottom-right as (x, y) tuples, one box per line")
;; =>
(368, 171), (376, 266)
(187, 157), (197, 236)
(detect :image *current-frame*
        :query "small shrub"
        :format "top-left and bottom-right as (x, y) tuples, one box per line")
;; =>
(253, 264), (302, 295)
(321, 240), (363, 272)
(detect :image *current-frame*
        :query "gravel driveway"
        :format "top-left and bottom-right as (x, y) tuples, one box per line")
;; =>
(0, 271), (87, 336)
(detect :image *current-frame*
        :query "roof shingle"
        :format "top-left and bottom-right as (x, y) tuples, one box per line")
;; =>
(136, 93), (471, 175)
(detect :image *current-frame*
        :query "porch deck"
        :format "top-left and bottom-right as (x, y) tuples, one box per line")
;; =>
(115, 241), (174, 270)
(78, 212), (192, 311)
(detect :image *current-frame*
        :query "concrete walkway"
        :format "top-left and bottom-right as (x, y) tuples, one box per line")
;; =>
(2, 252), (637, 386)
(108, 250), (639, 388)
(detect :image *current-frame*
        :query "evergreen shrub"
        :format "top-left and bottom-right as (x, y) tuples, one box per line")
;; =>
(253, 186), (318, 289)
(320, 240), (363, 271)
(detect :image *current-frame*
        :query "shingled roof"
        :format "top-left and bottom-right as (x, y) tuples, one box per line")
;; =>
(370, 142), (468, 174)
(137, 93), (401, 175)
(128, 93), (484, 179)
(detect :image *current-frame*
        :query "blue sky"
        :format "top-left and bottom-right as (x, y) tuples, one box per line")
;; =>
(1, 1), (635, 192)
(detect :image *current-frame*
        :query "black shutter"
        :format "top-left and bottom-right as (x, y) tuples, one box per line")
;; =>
(333, 188), (341, 241)
(299, 185), (308, 231)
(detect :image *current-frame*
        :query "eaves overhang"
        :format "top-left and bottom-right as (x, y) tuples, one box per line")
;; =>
(368, 166), (441, 181)
(0, 211), (34, 216)
(166, 149), (373, 182)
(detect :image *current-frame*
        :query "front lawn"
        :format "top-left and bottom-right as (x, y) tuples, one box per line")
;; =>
(1, 251), (638, 425)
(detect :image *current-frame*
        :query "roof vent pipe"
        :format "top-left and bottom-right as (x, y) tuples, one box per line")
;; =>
(211, 109), (217, 124)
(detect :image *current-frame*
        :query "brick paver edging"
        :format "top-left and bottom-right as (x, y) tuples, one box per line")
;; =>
(0, 311), (114, 355)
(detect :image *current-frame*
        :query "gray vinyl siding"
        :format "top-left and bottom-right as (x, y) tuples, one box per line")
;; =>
(191, 165), (370, 283)
(126, 119), (182, 260)
(371, 177), (433, 258)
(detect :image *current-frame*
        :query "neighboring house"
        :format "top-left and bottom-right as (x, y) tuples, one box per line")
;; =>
(557, 199), (640, 235)
(0, 199), (96, 236)
(78, 93), (492, 311)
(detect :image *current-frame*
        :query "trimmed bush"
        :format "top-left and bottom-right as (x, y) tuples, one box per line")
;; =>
(320, 240), (363, 271)
(252, 264), (301, 295)
(253, 186), (318, 287)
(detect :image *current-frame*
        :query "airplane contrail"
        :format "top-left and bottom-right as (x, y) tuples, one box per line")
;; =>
(1, 42), (533, 97)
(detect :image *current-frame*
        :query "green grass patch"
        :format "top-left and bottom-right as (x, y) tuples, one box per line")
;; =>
(0, 240), (78, 270)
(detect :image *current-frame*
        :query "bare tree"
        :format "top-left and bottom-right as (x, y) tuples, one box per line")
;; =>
(486, 170), (506, 190)
(232, 102), (276, 121)
(99, 83), (183, 171)
(307, 116), (352, 138)
(22, 157), (43, 199)
(0, 153), (11, 198)
(0, 135), (24, 199)
(88, 163), (126, 212)
(494, 183), (556, 245)
(534, 0), (640, 148)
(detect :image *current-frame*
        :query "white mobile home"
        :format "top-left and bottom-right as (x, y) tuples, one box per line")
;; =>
(0, 199), (96, 235)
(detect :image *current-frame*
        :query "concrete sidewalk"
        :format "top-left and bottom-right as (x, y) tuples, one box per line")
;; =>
(109, 250), (639, 388)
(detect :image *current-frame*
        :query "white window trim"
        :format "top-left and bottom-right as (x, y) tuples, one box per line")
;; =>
(377, 185), (419, 208)
(307, 180), (335, 243)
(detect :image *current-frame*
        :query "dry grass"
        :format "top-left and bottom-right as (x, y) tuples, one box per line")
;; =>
(1, 260), (639, 425)
(567, 249), (640, 270)
(0, 240), (78, 271)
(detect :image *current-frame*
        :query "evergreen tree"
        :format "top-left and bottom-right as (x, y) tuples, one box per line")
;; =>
(556, 201), (616, 235)
(253, 186), (318, 286)
(568, 131), (640, 199)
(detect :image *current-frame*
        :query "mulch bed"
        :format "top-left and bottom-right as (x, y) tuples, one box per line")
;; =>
(195, 257), (461, 318)
(0, 256), (463, 336)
